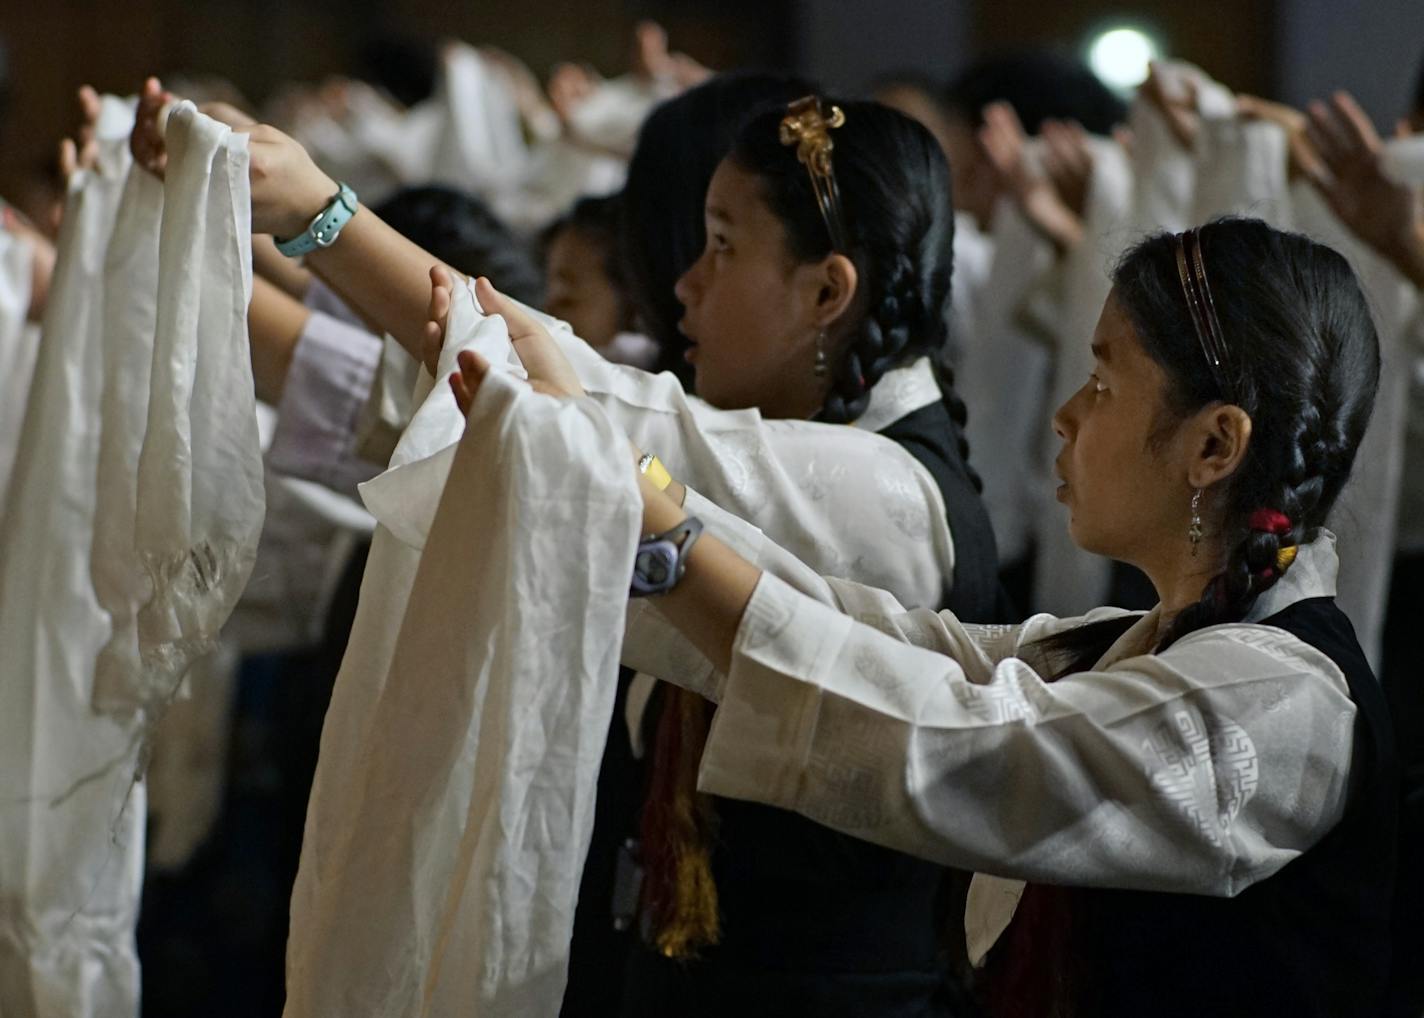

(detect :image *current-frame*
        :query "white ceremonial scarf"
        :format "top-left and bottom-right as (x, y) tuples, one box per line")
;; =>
(0, 98), (261, 1018)
(285, 278), (642, 1017)
(0, 103), (140, 1018)
(428, 42), (530, 204)
(0, 230), (38, 508)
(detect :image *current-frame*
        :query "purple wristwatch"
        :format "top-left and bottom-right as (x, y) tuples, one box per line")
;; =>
(630, 517), (704, 597)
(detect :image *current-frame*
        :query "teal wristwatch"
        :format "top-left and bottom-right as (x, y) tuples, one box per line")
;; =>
(274, 182), (358, 258)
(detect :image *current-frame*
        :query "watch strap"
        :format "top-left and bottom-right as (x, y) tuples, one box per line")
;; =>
(275, 181), (358, 258)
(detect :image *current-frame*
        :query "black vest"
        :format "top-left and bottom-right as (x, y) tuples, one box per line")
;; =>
(618, 397), (1002, 1018)
(1064, 597), (1402, 1017)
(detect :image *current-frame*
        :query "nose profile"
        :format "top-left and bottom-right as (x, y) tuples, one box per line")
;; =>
(674, 252), (703, 307)
(1051, 388), (1080, 440)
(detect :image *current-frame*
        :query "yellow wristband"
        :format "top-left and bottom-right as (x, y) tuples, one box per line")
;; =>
(639, 453), (673, 492)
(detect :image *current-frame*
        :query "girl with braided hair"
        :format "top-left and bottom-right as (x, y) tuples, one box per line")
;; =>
(173, 76), (998, 1014)
(450, 214), (1412, 1016)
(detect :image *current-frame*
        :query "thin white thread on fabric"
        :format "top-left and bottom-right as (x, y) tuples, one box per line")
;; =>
(284, 278), (642, 1016)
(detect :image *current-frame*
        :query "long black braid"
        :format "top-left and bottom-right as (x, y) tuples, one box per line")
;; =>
(729, 99), (982, 490)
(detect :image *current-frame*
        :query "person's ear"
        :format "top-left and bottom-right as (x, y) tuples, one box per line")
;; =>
(808, 252), (858, 329)
(1185, 403), (1253, 490)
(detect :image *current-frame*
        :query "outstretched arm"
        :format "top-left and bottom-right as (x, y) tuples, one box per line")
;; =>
(132, 76), (459, 363)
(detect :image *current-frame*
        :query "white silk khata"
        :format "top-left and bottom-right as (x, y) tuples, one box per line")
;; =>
(0, 102), (261, 1018)
(284, 280), (642, 1017)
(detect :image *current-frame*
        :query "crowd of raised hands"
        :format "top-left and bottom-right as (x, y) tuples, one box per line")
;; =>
(973, 63), (1424, 287)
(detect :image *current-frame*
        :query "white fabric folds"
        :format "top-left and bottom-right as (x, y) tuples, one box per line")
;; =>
(0, 230), (38, 509)
(0, 120), (142, 1018)
(129, 103), (262, 702)
(286, 281), (641, 1017)
(0, 100), (260, 1018)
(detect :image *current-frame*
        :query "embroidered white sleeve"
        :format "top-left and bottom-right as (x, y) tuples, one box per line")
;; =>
(698, 573), (1356, 898)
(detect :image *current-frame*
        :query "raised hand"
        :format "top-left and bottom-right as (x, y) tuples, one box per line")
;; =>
(547, 62), (600, 127)
(1236, 93), (1321, 183)
(130, 77), (173, 178)
(439, 271), (587, 414)
(233, 123), (339, 239)
(1039, 118), (1095, 219)
(1304, 90), (1424, 282)
(979, 101), (1084, 253)
(1138, 63), (1200, 150)
(59, 85), (103, 178)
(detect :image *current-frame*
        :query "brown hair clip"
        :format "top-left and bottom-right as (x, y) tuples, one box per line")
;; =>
(779, 95), (850, 252)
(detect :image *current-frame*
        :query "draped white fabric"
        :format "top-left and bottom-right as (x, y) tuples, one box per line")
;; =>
(0, 113), (143, 1018)
(285, 280), (642, 1017)
(0, 99), (260, 1018)
(0, 231), (38, 510)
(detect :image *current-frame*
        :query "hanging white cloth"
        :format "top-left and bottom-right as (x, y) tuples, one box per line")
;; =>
(0, 97), (261, 1018)
(0, 229), (38, 510)
(956, 199), (1054, 572)
(284, 278), (642, 1017)
(90, 163), (164, 711)
(129, 102), (264, 702)
(428, 42), (531, 204)
(0, 104), (143, 1018)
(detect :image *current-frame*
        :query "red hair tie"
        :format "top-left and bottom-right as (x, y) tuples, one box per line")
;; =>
(1248, 509), (1292, 535)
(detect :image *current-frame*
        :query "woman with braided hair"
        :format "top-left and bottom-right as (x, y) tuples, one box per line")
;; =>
(450, 215), (1414, 1016)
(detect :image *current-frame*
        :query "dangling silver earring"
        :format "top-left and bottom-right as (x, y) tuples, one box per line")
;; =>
(1188, 488), (1204, 555)
(813, 330), (829, 378)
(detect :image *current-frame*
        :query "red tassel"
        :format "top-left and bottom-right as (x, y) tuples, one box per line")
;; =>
(1248, 509), (1291, 535)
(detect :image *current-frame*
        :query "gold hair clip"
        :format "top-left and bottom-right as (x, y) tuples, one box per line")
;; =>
(779, 96), (850, 252)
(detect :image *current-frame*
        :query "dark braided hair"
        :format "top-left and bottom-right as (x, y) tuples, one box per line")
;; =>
(728, 99), (981, 489)
(1040, 217), (1380, 677)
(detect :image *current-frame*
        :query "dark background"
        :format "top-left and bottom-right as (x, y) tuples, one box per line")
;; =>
(3, 0), (1423, 199)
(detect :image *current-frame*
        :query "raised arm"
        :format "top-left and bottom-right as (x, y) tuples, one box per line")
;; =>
(131, 76), (458, 363)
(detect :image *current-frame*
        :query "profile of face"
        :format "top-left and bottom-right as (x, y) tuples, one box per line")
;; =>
(543, 226), (629, 350)
(1051, 294), (1206, 569)
(673, 158), (851, 418)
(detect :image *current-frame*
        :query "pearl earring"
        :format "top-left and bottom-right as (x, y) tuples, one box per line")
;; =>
(814, 330), (829, 378)
(1188, 488), (1204, 555)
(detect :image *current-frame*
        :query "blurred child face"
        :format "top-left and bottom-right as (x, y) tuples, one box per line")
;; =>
(543, 226), (628, 350)
(672, 159), (832, 419)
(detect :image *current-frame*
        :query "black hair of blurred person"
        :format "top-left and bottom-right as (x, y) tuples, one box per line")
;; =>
(372, 186), (543, 308)
(539, 193), (627, 295)
(944, 50), (1126, 135)
(620, 70), (816, 385)
(358, 34), (439, 110)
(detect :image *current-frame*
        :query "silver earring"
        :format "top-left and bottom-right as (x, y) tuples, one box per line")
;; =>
(814, 330), (829, 378)
(1188, 488), (1203, 555)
